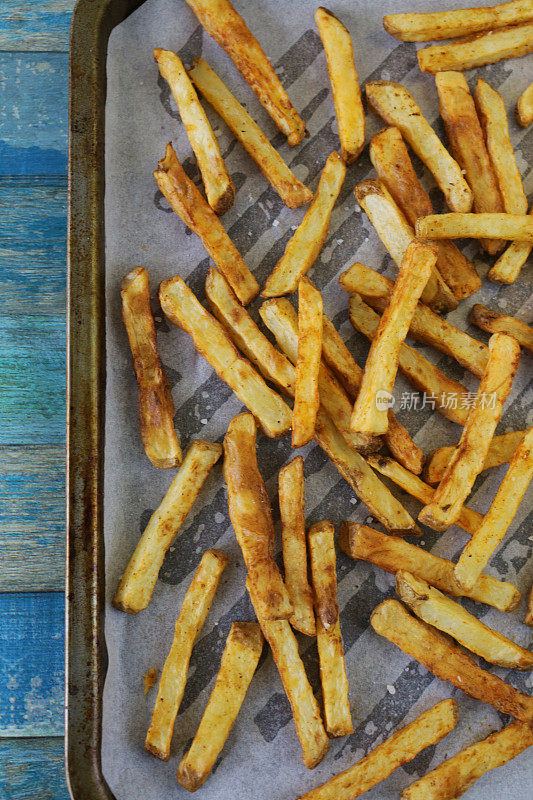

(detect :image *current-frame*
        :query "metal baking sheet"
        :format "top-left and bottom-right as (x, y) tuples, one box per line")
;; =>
(71, 0), (532, 797)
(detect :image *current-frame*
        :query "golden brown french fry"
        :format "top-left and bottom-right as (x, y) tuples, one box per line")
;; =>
(154, 49), (234, 215)
(527, 584), (533, 626)
(121, 267), (182, 469)
(293, 279), (323, 448)
(114, 440), (222, 614)
(308, 520), (352, 737)
(489, 204), (533, 283)
(383, 0), (533, 41)
(348, 294), (470, 426)
(454, 427), (533, 590)
(469, 303), (533, 354)
(184, 0), (305, 145)
(246, 576), (330, 769)
(176, 621), (263, 790)
(154, 144), (258, 304)
(351, 242), (436, 435)
(425, 430), (527, 484)
(474, 78), (528, 216)
(436, 71), (504, 255)
(516, 80), (533, 126)
(419, 22), (533, 73)
(160, 276), (291, 438)
(223, 413), (292, 621)
(397, 571), (533, 670)
(365, 82), (473, 213)
(296, 699), (458, 800)
(340, 262), (488, 378)
(371, 599), (533, 723)
(279, 457), (316, 637)
(339, 523), (520, 612)
(145, 548), (227, 760)
(369, 126), (481, 300)
(419, 333), (521, 531)
(188, 57), (312, 209)
(354, 181), (457, 313)
(417, 212), (533, 243)
(262, 152), (346, 297)
(367, 455), (483, 537)
(402, 720), (533, 800)
(315, 7), (364, 164)
(320, 310), (424, 474)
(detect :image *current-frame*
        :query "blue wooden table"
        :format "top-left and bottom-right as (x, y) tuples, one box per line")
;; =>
(0, 2), (72, 796)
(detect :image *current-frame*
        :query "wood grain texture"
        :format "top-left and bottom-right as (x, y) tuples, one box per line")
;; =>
(0, 592), (64, 736)
(0, 0), (73, 51)
(0, 737), (69, 798)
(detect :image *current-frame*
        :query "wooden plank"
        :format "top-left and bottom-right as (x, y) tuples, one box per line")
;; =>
(0, 53), (68, 176)
(0, 737), (68, 798)
(0, 177), (66, 316)
(0, 315), (65, 446)
(0, 445), (65, 592)
(0, 592), (64, 736)
(0, 1), (73, 51)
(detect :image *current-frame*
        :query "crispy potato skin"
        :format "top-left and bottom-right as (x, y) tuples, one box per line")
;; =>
(293, 279), (323, 448)
(418, 22), (533, 73)
(417, 212), (533, 242)
(339, 523), (520, 612)
(296, 699), (458, 800)
(371, 600), (533, 724)
(425, 429), (527, 485)
(308, 521), (338, 630)
(489, 203), (533, 283)
(469, 303), (533, 354)
(527, 584), (533, 627)
(121, 267), (182, 468)
(516, 80), (533, 126)
(184, 0), (305, 145)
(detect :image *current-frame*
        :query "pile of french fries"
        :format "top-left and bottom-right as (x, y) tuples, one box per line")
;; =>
(113, 0), (533, 796)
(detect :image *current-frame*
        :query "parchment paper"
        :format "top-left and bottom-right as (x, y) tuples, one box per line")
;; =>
(103, 1), (533, 796)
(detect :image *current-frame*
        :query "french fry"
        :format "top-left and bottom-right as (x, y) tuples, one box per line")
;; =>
(154, 144), (258, 304)
(188, 58), (312, 209)
(369, 126), (481, 300)
(365, 82), (473, 213)
(262, 152), (346, 297)
(184, 0), (305, 145)
(340, 262), (488, 378)
(308, 521), (353, 737)
(145, 548), (227, 760)
(339, 523), (520, 612)
(396, 571), (533, 670)
(469, 303), (533, 354)
(246, 576), (330, 769)
(320, 310), (424, 474)
(418, 22), (533, 74)
(223, 413), (292, 621)
(436, 71), (504, 255)
(154, 49), (234, 215)
(351, 242), (436, 436)
(159, 276), (292, 438)
(293, 279), (323, 448)
(489, 204), (533, 283)
(296, 699), (458, 800)
(371, 599), (533, 723)
(419, 333), (521, 531)
(417, 212), (533, 243)
(348, 294), (470, 426)
(120, 267), (182, 469)
(383, 0), (533, 41)
(425, 430), (527, 484)
(402, 720), (533, 800)
(176, 621), (263, 790)
(516, 80), (533, 126)
(454, 427), (533, 590)
(315, 7), (365, 164)
(527, 584), (533, 626)
(354, 181), (457, 313)
(279, 457), (316, 637)
(367, 455), (483, 537)
(474, 78), (528, 215)
(114, 440), (222, 614)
